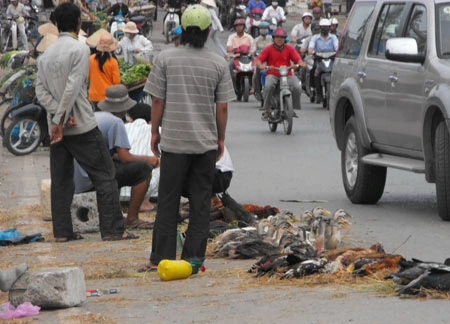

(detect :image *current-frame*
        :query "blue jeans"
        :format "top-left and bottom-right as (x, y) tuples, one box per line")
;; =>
(50, 128), (124, 239)
(150, 150), (217, 265)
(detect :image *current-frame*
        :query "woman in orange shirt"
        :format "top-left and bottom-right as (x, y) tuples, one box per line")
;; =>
(89, 34), (121, 110)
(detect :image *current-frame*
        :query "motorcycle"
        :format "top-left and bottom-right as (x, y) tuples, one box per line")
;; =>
(129, 4), (155, 38)
(0, 62), (36, 136)
(231, 44), (254, 102)
(314, 51), (335, 109)
(129, 14), (152, 38)
(4, 98), (50, 156)
(228, 0), (247, 29)
(303, 54), (316, 103)
(163, 7), (180, 44)
(110, 14), (127, 40)
(267, 16), (283, 35)
(262, 65), (297, 135)
(245, 7), (263, 38)
(0, 13), (38, 53)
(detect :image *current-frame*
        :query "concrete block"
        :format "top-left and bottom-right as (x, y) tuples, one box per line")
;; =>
(41, 178), (100, 233)
(70, 191), (100, 233)
(9, 267), (86, 309)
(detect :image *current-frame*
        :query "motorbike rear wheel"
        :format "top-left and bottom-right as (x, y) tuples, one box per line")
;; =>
(5, 117), (43, 155)
(282, 96), (293, 135)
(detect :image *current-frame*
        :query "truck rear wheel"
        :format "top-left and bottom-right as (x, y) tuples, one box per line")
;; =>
(435, 121), (450, 220)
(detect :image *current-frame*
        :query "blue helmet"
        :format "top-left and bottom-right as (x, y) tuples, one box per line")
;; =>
(259, 21), (270, 29)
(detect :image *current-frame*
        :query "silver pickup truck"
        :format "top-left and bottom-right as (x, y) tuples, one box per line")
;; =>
(329, 0), (450, 220)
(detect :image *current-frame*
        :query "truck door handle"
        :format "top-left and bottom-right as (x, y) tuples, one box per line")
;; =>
(389, 75), (398, 83)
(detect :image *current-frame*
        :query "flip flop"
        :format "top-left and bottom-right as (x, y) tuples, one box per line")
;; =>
(137, 263), (158, 273)
(125, 220), (154, 230)
(55, 233), (84, 243)
(102, 232), (140, 241)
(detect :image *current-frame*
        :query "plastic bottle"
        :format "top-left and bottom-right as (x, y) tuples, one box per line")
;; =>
(157, 260), (192, 281)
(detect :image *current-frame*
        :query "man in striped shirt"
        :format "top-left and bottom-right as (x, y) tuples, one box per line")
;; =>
(144, 4), (234, 271)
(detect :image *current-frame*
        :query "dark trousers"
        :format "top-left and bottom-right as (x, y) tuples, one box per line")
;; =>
(50, 128), (124, 239)
(150, 150), (216, 265)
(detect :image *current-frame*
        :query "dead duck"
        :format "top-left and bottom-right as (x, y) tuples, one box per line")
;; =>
(387, 258), (450, 295)
(248, 254), (291, 277)
(281, 258), (328, 279)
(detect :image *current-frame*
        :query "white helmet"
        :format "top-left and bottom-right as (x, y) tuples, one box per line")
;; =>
(330, 18), (339, 25)
(302, 12), (313, 19)
(319, 18), (331, 27)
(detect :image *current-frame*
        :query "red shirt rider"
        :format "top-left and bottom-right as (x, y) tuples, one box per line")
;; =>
(257, 43), (301, 77)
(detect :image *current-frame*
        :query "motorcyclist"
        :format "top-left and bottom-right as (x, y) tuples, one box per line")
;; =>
(227, 18), (254, 76)
(246, 0), (265, 13)
(261, 1), (286, 27)
(6, 0), (29, 51)
(290, 11), (312, 47)
(162, 0), (183, 35)
(308, 18), (338, 103)
(256, 27), (306, 118)
(310, 6), (321, 34)
(250, 21), (271, 99)
(107, 0), (129, 17)
(330, 17), (341, 39)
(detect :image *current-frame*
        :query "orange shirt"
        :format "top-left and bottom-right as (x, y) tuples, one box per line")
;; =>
(88, 54), (121, 102)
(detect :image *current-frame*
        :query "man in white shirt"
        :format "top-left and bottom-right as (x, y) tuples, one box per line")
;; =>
(6, 0), (28, 51)
(261, 1), (286, 26)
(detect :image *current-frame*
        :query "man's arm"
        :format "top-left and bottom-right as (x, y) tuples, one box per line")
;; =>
(226, 35), (234, 54)
(35, 70), (59, 117)
(216, 102), (228, 160)
(150, 96), (164, 157)
(53, 46), (90, 126)
(308, 35), (317, 55)
(116, 147), (159, 166)
(333, 36), (339, 51)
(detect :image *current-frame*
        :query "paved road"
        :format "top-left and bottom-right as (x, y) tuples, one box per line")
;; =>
(2, 7), (450, 324)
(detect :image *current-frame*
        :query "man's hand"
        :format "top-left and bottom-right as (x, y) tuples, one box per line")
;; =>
(50, 124), (63, 144)
(151, 132), (161, 157)
(65, 115), (77, 128)
(147, 156), (160, 167)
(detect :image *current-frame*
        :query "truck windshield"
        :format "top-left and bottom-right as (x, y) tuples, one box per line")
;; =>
(437, 3), (450, 58)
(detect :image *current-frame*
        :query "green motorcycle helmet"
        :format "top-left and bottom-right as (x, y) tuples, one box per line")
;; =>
(181, 5), (211, 31)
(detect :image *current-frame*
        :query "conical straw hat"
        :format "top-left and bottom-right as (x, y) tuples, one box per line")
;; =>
(36, 33), (58, 52)
(38, 22), (58, 36)
(85, 28), (111, 47)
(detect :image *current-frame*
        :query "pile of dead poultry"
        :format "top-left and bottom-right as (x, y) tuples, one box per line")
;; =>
(207, 198), (450, 296)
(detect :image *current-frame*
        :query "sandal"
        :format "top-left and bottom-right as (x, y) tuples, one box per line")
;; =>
(137, 263), (158, 273)
(125, 219), (154, 230)
(55, 233), (84, 243)
(102, 232), (140, 241)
